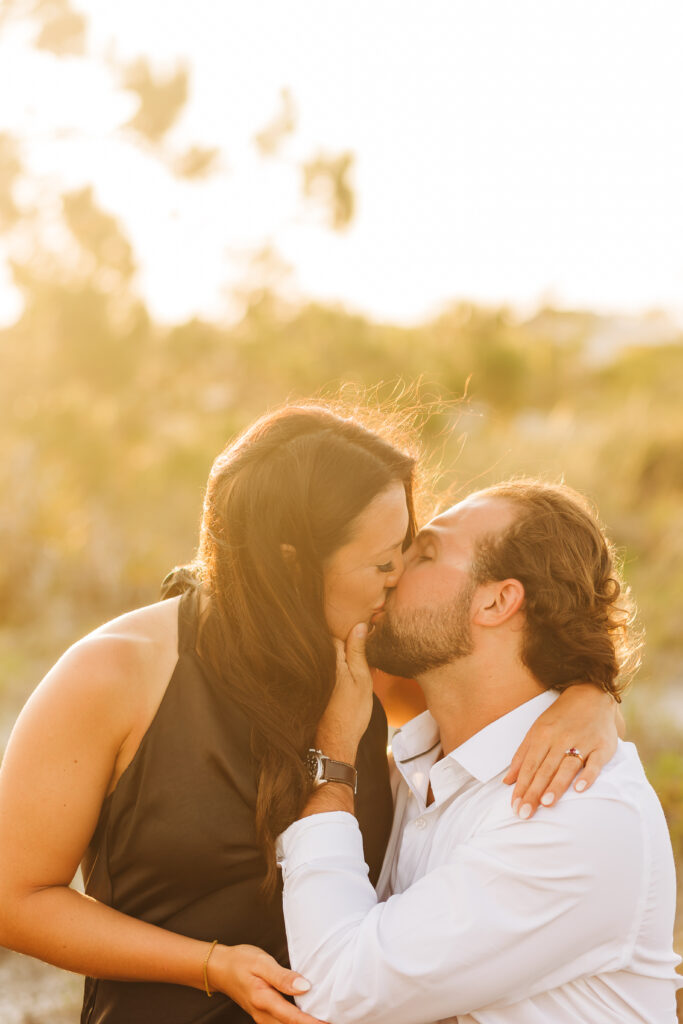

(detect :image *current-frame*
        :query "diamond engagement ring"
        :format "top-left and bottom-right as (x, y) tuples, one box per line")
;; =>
(564, 747), (586, 765)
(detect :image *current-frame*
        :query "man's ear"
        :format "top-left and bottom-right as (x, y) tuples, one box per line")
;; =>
(472, 578), (524, 627)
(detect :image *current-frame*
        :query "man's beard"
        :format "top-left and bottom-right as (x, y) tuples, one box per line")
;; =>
(366, 581), (476, 678)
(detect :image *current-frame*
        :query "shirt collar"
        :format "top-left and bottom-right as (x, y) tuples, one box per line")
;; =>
(392, 709), (441, 764)
(393, 689), (560, 782)
(448, 689), (560, 782)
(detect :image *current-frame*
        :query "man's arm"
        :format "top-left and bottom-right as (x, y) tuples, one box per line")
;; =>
(278, 794), (644, 1024)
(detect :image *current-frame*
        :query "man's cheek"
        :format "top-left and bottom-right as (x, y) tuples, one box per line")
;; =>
(396, 580), (427, 609)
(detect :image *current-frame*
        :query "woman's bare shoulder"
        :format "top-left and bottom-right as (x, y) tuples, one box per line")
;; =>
(0, 599), (186, 887)
(11, 598), (184, 795)
(63, 597), (180, 680)
(29, 598), (181, 737)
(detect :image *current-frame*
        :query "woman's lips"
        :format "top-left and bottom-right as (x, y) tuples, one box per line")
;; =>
(370, 608), (385, 625)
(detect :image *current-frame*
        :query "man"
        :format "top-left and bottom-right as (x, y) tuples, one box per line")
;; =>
(277, 480), (682, 1023)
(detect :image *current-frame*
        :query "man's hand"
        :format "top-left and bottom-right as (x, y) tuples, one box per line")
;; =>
(314, 624), (374, 763)
(504, 683), (620, 818)
(209, 943), (327, 1024)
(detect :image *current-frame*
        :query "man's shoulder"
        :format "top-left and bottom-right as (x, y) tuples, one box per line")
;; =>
(478, 739), (667, 853)
(577, 740), (673, 848)
(573, 740), (662, 813)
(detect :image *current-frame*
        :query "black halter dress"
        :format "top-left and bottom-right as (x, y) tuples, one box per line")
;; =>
(80, 586), (393, 1023)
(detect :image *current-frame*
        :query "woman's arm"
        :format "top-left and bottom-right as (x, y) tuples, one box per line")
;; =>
(504, 683), (622, 818)
(0, 636), (322, 1024)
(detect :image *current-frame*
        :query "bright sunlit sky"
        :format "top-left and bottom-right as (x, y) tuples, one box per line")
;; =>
(2, 0), (683, 326)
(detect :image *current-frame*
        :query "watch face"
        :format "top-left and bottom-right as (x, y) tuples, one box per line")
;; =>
(306, 749), (323, 785)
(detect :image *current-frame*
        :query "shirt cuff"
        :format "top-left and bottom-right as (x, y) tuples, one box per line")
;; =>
(277, 810), (363, 876)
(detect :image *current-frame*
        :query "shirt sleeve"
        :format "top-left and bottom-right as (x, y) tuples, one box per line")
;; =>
(277, 798), (645, 1024)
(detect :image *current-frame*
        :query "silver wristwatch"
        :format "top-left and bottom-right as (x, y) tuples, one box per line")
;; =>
(306, 748), (357, 794)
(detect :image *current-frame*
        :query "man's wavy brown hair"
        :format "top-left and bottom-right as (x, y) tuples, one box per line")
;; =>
(471, 480), (641, 700)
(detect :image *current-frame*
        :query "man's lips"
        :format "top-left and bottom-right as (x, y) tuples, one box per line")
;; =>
(370, 607), (385, 625)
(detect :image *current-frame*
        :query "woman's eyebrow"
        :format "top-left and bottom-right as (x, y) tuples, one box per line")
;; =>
(375, 537), (408, 559)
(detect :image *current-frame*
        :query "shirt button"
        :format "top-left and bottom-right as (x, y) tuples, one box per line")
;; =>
(415, 817), (427, 830)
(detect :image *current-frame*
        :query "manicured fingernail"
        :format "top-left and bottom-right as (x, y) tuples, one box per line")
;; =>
(292, 978), (311, 993)
(512, 797), (521, 815)
(575, 779), (587, 792)
(519, 803), (532, 820)
(540, 792), (555, 806)
(354, 623), (367, 638)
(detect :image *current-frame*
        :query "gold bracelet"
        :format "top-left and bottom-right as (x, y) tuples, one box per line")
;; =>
(203, 939), (219, 997)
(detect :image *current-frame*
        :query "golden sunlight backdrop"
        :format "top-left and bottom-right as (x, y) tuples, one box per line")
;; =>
(0, 1), (682, 1019)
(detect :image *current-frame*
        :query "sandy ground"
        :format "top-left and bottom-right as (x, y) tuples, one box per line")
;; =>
(0, 949), (82, 1024)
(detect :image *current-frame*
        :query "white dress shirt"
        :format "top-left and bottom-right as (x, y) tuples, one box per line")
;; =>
(278, 690), (682, 1024)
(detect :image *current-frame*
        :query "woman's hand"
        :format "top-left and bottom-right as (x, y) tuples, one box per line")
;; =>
(504, 684), (621, 819)
(209, 944), (326, 1024)
(314, 624), (374, 764)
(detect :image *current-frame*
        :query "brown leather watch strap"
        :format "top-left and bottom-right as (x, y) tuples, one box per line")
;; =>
(321, 757), (357, 793)
(307, 749), (357, 793)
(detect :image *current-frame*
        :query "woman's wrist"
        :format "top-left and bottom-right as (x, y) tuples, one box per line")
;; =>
(566, 681), (612, 697)
(204, 942), (231, 996)
(202, 939), (220, 995)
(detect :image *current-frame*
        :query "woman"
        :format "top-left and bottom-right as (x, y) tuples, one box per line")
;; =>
(0, 404), (620, 1024)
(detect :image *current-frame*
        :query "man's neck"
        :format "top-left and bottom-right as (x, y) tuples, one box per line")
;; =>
(417, 647), (546, 755)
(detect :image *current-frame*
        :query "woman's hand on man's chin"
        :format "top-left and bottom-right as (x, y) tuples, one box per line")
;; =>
(314, 624), (375, 764)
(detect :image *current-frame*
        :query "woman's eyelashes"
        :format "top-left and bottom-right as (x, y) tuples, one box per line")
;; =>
(376, 561), (395, 573)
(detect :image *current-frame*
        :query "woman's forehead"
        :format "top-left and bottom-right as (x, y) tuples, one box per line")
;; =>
(346, 482), (410, 553)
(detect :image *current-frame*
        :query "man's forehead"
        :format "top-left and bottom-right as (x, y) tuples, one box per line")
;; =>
(424, 494), (517, 541)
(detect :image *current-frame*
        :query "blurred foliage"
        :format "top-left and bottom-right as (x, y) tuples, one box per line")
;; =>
(647, 752), (683, 863)
(171, 144), (221, 180)
(0, 0), (85, 54)
(62, 186), (136, 281)
(33, 0), (86, 56)
(254, 87), (297, 158)
(122, 58), (189, 144)
(0, 133), (21, 230)
(302, 151), (355, 230)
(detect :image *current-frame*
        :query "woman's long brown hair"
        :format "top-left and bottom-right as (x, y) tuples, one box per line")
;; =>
(185, 404), (418, 892)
